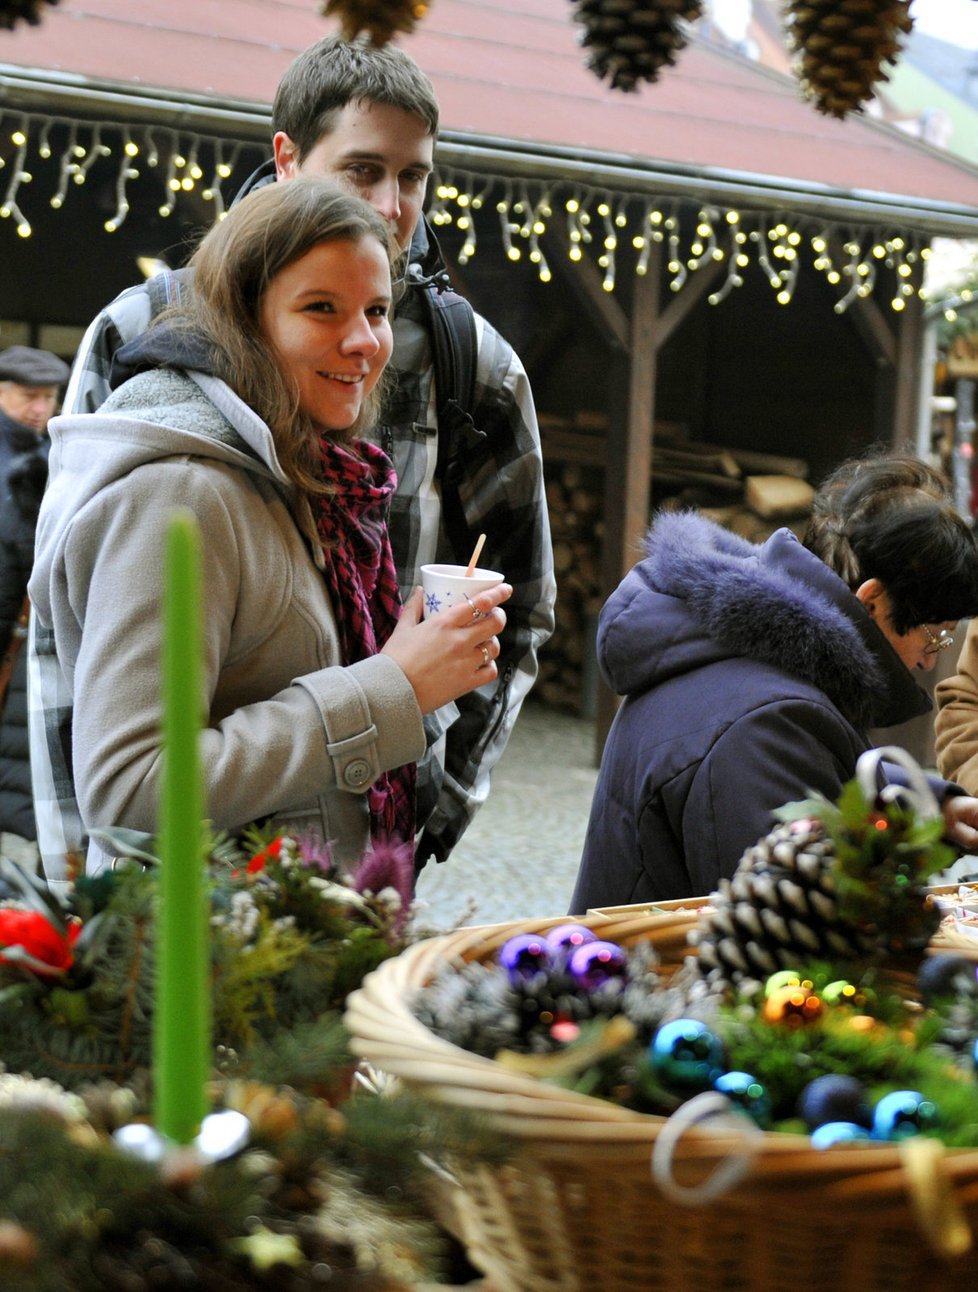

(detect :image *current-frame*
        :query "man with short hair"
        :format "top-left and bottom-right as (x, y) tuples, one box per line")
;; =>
(33, 37), (555, 884)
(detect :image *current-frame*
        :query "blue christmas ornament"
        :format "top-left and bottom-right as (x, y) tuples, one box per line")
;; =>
(545, 923), (598, 954)
(917, 954), (976, 1004)
(649, 1019), (726, 1091)
(567, 939), (628, 992)
(871, 1090), (939, 1141)
(798, 1074), (872, 1130)
(498, 933), (551, 984)
(714, 1070), (771, 1126)
(811, 1122), (872, 1150)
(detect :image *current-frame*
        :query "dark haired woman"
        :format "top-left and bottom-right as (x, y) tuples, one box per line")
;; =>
(570, 451), (978, 912)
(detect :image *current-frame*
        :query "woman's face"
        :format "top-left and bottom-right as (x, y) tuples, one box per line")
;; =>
(259, 234), (393, 433)
(857, 580), (956, 673)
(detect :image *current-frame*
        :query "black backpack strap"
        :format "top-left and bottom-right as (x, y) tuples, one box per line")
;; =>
(422, 280), (481, 560)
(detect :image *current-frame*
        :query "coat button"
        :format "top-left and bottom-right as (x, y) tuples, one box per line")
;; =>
(344, 759), (370, 788)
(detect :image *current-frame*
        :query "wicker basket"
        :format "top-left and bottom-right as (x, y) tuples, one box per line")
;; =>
(344, 910), (978, 1292)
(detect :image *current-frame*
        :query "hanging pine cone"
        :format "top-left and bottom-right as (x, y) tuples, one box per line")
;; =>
(571, 0), (704, 93)
(0, 0), (59, 30)
(784, 0), (914, 119)
(320, 0), (429, 46)
(684, 768), (950, 1003)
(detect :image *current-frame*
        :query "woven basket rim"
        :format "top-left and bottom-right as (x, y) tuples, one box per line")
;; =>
(345, 910), (978, 1190)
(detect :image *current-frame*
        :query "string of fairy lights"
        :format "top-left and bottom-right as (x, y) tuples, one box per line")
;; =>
(428, 167), (935, 316)
(0, 109), (961, 318)
(0, 111), (251, 234)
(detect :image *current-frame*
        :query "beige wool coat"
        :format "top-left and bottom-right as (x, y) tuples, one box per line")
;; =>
(29, 367), (425, 877)
(936, 621), (978, 793)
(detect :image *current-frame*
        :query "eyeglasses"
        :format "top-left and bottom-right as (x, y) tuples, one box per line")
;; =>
(922, 625), (955, 656)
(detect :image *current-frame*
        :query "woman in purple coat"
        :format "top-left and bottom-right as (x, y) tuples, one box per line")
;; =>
(571, 452), (978, 912)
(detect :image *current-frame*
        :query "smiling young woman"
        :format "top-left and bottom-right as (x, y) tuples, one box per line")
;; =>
(28, 178), (512, 882)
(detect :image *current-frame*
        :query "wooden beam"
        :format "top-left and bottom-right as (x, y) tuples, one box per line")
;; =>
(594, 243), (662, 765)
(548, 220), (629, 350)
(656, 255), (725, 348)
(828, 234), (896, 368)
(892, 260), (925, 449)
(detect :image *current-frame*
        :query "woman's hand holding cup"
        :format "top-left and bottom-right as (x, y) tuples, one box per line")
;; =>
(382, 565), (511, 714)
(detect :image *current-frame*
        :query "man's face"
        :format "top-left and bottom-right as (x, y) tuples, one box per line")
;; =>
(273, 100), (435, 253)
(0, 381), (58, 433)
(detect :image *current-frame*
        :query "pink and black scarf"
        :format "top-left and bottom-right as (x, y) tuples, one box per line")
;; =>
(314, 436), (416, 853)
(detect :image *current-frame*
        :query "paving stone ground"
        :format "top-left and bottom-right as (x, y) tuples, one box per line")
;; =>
(412, 700), (599, 932)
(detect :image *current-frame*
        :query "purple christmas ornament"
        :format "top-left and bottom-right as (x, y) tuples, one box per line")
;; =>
(545, 923), (598, 953)
(498, 933), (551, 983)
(567, 939), (628, 992)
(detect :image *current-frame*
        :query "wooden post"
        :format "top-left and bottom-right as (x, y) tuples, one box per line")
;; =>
(594, 248), (661, 766)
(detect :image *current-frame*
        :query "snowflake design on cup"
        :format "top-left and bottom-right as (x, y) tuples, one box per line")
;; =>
(425, 592), (443, 615)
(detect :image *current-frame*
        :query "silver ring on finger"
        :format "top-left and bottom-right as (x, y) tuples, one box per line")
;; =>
(464, 593), (486, 622)
(480, 642), (491, 668)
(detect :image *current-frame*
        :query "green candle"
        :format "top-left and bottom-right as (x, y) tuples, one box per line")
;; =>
(153, 509), (210, 1144)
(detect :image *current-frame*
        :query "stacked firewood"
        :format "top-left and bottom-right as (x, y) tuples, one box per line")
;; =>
(535, 414), (813, 713)
(651, 432), (814, 543)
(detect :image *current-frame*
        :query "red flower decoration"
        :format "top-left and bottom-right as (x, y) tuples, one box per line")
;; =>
(0, 909), (81, 976)
(246, 836), (284, 875)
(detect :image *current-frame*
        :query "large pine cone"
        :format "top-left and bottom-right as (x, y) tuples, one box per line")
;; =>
(686, 812), (939, 1001)
(688, 818), (877, 998)
(0, 0), (59, 29)
(571, 0), (704, 92)
(784, 0), (914, 118)
(320, 0), (427, 45)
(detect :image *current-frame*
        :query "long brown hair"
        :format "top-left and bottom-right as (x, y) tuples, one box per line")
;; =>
(176, 177), (396, 497)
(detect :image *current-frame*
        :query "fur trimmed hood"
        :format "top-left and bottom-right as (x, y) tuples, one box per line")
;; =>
(598, 510), (929, 732)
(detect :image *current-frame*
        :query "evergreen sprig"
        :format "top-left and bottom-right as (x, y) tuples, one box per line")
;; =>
(774, 774), (950, 950)
(0, 1085), (463, 1291)
(0, 829), (413, 1092)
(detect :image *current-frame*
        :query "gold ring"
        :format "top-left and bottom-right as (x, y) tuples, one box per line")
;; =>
(480, 643), (491, 667)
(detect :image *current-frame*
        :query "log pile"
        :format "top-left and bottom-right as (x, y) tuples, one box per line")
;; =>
(535, 414), (813, 713)
(651, 430), (814, 543)
(536, 454), (606, 713)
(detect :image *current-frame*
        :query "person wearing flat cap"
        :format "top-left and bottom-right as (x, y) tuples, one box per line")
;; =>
(0, 346), (69, 484)
(0, 345), (69, 874)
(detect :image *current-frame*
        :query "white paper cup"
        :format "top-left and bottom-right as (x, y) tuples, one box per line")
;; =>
(421, 563), (504, 619)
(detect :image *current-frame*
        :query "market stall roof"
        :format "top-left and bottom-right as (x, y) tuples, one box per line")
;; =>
(3, 0), (978, 235)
